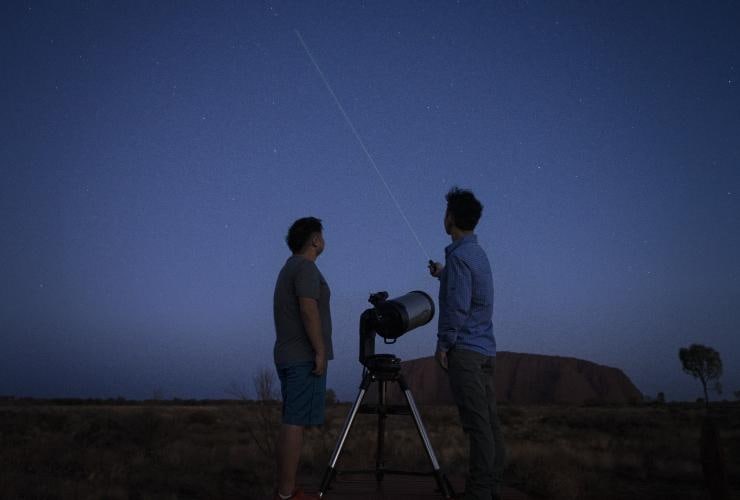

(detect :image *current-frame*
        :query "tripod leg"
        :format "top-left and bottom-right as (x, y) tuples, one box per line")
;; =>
(375, 380), (386, 484)
(318, 380), (369, 497)
(400, 377), (454, 499)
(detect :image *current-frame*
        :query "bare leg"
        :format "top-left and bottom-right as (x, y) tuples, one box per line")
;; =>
(277, 423), (304, 496)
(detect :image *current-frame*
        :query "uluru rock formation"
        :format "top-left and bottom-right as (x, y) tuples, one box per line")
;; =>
(381, 351), (642, 405)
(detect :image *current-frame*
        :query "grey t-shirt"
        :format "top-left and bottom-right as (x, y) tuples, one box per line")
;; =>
(273, 255), (333, 365)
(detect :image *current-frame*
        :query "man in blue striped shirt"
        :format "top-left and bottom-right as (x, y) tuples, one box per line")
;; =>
(429, 187), (506, 500)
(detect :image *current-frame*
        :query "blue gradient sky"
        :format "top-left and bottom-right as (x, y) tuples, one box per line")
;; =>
(2, 1), (738, 402)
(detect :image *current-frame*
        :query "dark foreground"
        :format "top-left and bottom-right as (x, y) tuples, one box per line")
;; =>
(0, 400), (738, 499)
(303, 474), (532, 499)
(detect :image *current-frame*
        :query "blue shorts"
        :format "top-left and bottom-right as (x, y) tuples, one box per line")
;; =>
(276, 361), (326, 426)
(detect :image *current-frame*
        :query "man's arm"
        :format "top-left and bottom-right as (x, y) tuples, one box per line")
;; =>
(437, 255), (472, 353)
(299, 297), (326, 376)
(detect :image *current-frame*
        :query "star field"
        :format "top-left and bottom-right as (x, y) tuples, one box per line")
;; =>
(1, 1), (739, 402)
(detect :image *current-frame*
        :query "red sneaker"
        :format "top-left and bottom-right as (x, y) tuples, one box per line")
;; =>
(273, 488), (320, 500)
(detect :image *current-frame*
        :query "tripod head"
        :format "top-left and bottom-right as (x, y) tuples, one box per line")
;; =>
(359, 290), (435, 368)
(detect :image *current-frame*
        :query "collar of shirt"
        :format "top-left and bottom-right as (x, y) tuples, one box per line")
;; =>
(444, 233), (477, 258)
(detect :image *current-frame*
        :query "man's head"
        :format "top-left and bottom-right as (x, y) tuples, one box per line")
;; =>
(286, 217), (324, 257)
(444, 187), (483, 234)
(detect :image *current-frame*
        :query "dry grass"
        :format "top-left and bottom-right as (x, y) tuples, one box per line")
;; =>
(0, 401), (738, 499)
(497, 404), (739, 499)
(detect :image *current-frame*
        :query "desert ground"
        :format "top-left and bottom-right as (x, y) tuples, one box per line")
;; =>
(1, 399), (738, 499)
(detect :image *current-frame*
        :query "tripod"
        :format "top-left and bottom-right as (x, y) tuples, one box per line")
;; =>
(318, 354), (454, 498)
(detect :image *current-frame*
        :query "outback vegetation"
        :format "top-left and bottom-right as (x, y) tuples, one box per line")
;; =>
(679, 344), (724, 408)
(0, 398), (738, 499)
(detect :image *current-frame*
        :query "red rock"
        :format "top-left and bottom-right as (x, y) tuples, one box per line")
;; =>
(378, 351), (642, 405)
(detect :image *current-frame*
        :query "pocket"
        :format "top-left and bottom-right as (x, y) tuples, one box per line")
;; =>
(482, 357), (494, 376)
(448, 348), (482, 372)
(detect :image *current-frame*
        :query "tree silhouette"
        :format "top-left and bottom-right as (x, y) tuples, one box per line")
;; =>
(679, 344), (722, 408)
(225, 368), (279, 457)
(253, 366), (278, 402)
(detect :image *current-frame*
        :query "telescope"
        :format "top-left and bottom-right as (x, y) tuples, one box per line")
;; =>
(359, 290), (435, 369)
(319, 290), (453, 498)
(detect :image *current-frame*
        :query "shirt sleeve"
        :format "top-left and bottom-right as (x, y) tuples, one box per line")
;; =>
(295, 261), (321, 300)
(437, 255), (472, 351)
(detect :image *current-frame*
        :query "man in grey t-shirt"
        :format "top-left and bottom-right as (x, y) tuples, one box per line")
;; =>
(273, 217), (332, 500)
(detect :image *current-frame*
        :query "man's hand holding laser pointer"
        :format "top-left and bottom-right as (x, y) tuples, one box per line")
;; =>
(428, 260), (448, 370)
(428, 260), (444, 278)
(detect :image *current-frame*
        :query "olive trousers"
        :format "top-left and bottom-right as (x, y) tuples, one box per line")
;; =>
(447, 348), (506, 500)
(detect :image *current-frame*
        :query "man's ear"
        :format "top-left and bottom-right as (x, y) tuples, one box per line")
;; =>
(445, 211), (454, 227)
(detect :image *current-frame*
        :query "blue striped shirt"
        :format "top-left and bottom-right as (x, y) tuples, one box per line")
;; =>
(436, 234), (496, 356)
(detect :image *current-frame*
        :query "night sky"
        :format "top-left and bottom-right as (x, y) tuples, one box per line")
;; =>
(2, 1), (738, 402)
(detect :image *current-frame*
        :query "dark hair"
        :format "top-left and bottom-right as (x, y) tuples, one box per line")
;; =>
(446, 187), (483, 230)
(286, 217), (323, 253)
